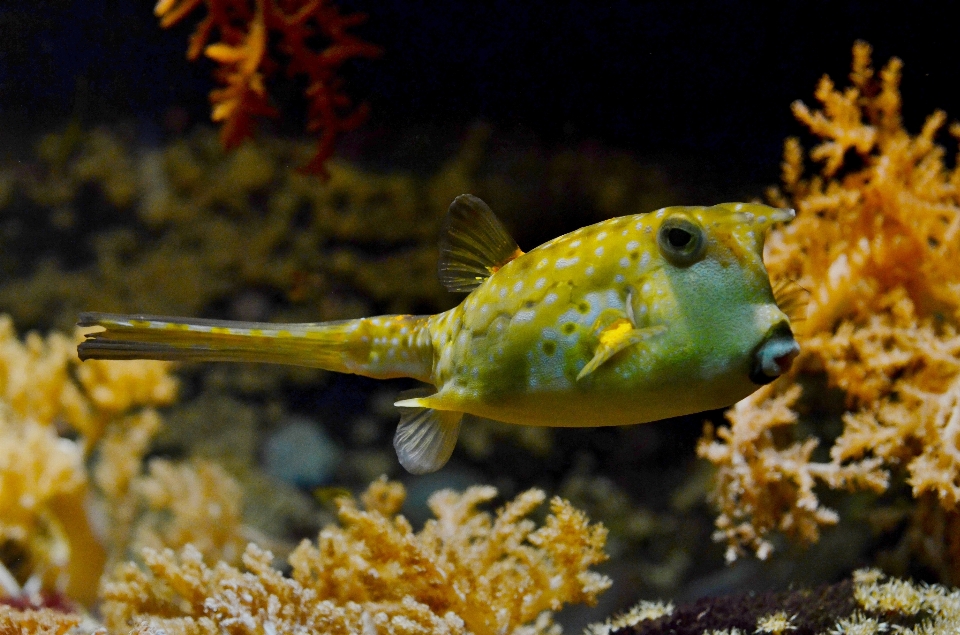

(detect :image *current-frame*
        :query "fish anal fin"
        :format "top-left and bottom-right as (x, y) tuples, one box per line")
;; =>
(393, 390), (463, 473)
(438, 194), (524, 293)
(577, 319), (666, 381)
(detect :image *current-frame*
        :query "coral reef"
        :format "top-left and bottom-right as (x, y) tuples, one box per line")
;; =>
(699, 41), (960, 579)
(587, 568), (960, 635)
(154, 0), (381, 176)
(0, 605), (80, 635)
(0, 315), (178, 603)
(99, 477), (610, 635)
(0, 315), (250, 612)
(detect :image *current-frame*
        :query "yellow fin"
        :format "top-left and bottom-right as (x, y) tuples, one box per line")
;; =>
(772, 278), (809, 323)
(438, 194), (524, 292)
(393, 388), (463, 473)
(577, 319), (665, 381)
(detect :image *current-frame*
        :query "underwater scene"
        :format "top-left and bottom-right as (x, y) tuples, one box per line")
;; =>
(3, 2), (960, 634)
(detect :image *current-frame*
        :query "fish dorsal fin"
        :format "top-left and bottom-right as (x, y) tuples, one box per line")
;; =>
(393, 389), (463, 474)
(438, 194), (523, 292)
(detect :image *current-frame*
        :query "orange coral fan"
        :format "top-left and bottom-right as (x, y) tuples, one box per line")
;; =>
(155, 0), (381, 176)
(700, 42), (960, 571)
(100, 478), (610, 635)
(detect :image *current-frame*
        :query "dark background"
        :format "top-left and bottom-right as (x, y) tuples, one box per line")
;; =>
(1, 1), (957, 191)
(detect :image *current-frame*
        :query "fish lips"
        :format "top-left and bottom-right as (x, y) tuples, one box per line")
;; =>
(749, 322), (800, 385)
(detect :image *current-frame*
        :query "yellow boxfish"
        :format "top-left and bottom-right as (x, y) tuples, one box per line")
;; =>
(78, 195), (800, 474)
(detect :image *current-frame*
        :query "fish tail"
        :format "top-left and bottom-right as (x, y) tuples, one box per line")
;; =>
(77, 312), (435, 382)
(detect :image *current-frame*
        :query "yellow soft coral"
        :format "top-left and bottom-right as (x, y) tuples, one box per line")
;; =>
(100, 478), (610, 635)
(700, 41), (960, 573)
(0, 315), (179, 604)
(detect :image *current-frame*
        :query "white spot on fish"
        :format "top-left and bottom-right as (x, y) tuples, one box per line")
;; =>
(513, 281), (524, 293)
(656, 209), (665, 218)
(639, 252), (650, 267)
(556, 257), (579, 269)
(635, 221), (644, 231)
(597, 231), (607, 241)
(594, 246), (604, 257)
(585, 265), (595, 276)
(757, 215), (767, 224)
(626, 240), (639, 251)
(538, 258), (549, 269)
(644, 226), (653, 234)
(570, 239), (581, 247)
(499, 287), (508, 298)
(535, 277), (547, 289)
(545, 292), (558, 304)
(734, 203), (744, 211)
(642, 282), (652, 294)
(619, 257), (630, 268)
(638, 304), (648, 316)
(514, 309), (536, 323)
(615, 274), (624, 283)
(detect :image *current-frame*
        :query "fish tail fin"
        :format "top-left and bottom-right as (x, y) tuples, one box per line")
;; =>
(77, 312), (434, 381)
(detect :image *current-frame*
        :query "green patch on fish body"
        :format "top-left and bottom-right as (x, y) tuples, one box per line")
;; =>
(79, 195), (800, 474)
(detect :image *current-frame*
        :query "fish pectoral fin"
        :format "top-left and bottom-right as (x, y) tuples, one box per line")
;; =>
(393, 391), (463, 474)
(771, 278), (810, 324)
(437, 194), (524, 292)
(577, 319), (666, 381)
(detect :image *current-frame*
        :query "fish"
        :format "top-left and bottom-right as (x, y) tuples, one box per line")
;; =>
(78, 194), (800, 474)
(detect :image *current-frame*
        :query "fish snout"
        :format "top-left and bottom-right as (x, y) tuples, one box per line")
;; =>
(749, 322), (800, 385)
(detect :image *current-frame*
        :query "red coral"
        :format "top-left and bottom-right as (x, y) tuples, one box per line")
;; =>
(155, 0), (382, 177)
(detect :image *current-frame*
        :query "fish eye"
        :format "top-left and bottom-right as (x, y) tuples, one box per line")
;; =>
(657, 216), (706, 267)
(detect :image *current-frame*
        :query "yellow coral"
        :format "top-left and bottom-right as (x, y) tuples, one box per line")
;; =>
(132, 459), (245, 566)
(701, 41), (960, 573)
(0, 315), (180, 604)
(0, 605), (80, 635)
(698, 384), (887, 562)
(100, 478), (610, 635)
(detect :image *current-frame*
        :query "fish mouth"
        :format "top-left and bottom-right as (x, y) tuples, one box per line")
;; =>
(749, 322), (800, 385)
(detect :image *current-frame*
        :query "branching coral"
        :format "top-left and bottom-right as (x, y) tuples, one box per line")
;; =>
(582, 569), (960, 635)
(0, 315), (182, 604)
(0, 605), (80, 635)
(699, 41), (960, 574)
(100, 477), (610, 635)
(697, 384), (887, 563)
(155, 0), (382, 176)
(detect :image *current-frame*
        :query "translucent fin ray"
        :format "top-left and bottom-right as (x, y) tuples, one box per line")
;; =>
(772, 279), (810, 323)
(438, 194), (523, 292)
(393, 388), (463, 474)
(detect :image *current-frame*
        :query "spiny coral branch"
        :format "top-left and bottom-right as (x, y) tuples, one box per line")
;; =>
(155, 0), (381, 177)
(100, 478), (610, 635)
(703, 41), (960, 570)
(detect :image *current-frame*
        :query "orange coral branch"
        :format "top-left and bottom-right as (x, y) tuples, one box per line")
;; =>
(154, 0), (381, 176)
(703, 42), (960, 568)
